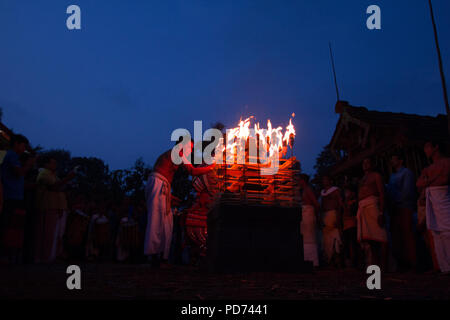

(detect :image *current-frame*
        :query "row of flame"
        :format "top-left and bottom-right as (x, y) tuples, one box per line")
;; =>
(214, 116), (296, 163)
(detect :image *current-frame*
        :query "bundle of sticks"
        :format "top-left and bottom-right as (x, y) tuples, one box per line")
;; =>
(213, 156), (301, 208)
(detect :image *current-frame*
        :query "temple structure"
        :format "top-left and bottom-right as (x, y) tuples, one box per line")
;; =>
(328, 100), (449, 182)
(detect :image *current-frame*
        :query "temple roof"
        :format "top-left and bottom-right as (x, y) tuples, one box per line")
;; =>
(327, 101), (449, 176)
(330, 101), (448, 150)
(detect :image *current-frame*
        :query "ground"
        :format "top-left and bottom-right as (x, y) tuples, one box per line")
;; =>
(0, 263), (449, 300)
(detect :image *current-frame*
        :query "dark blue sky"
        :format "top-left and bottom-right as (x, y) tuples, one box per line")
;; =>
(1, 0), (449, 174)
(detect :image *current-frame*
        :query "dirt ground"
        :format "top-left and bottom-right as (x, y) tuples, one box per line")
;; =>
(0, 263), (449, 300)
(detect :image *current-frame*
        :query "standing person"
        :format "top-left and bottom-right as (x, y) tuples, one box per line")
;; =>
(417, 188), (440, 272)
(22, 152), (39, 264)
(85, 202), (110, 261)
(144, 137), (215, 267)
(342, 185), (359, 268)
(387, 153), (417, 271)
(320, 175), (343, 266)
(0, 134), (35, 264)
(416, 140), (450, 274)
(298, 174), (320, 267)
(34, 156), (75, 263)
(357, 157), (388, 269)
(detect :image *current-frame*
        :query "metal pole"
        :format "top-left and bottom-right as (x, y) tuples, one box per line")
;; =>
(428, 0), (450, 136)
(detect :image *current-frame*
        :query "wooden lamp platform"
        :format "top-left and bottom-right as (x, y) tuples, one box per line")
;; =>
(205, 203), (312, 273)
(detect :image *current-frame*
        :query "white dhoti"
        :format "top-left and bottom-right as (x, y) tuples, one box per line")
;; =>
(116, 219), (130, 262)
(116, 217), (135, 262)
(35, 210), (67, 263)
(52, 210), (68, 260)
(357, 196), (388, 243)
(426, 186), (450, 273)
(322, 210), (342, 263)
(301, 205), (319, 266)
(85, 214), (109, 258)
(144, 172), (173, 259)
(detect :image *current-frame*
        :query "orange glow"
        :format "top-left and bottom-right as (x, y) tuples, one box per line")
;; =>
(217, 116), (296, 164)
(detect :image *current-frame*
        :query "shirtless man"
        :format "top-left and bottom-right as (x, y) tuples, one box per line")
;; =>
(144, 137), (215, 267)
(321, 175), (343, 265)
(299, 174), (320, 267)
(357, 157), (388, 269)
(416, 140), (450, 273)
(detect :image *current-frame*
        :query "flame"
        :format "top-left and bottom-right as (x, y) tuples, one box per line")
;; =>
(217, 116), (296, 164)
(283, 118), (295, 146)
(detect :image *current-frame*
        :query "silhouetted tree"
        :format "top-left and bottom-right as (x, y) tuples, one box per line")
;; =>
(109, 169), (127, 201)
(313, 144), (337, 181)
(123, 157), (152, 201)
(69, 157), (111, 200)
(37, 149), (71, 176)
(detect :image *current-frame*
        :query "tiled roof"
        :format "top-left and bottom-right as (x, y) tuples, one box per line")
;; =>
(338, 103), (449, 142)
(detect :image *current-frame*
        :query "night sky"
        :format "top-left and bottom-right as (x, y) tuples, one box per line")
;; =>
(1, 0), (449, 175)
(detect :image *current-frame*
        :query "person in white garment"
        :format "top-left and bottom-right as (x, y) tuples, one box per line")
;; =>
(417, 140), (450, 274)
(85, 203), (110, 260)
(144, 137), (214, 267)
(357, 157), (388, 269)
(35, 156), (75, 263)
(298, 174), (320, 267)
(320, 175), (343, 266)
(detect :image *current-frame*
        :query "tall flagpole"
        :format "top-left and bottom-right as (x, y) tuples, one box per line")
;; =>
(329, 42), (340, 101)
(428, 0), (450, 136)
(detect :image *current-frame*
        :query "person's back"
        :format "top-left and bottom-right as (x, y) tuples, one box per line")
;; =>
(298, 175), (319, 267)
(320, 176), (343, 265)
(302, 185), (317, 207)
(153, 150), (180, 185)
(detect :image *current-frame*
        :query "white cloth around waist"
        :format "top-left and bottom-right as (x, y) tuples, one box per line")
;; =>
(358, 195), (380, 209)
(425, 185), (450, 232)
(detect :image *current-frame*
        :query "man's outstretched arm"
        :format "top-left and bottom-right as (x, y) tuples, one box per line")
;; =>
(184, 163), (215, 176)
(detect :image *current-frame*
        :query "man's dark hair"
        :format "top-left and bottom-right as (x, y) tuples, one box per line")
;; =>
(299, 173), (310, 183)
(426, 139), (446, 154)
(10, 134), (29, 148)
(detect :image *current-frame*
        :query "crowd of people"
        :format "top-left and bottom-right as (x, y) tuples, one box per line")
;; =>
(299, 141), (450, 274)
(0, 133), (449, 276)
(0, 134), (149, 264)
